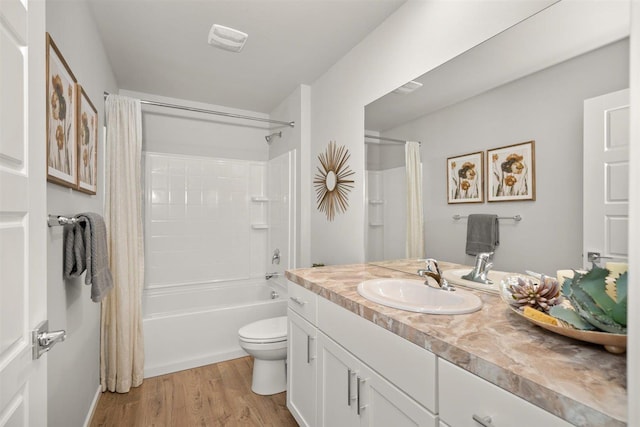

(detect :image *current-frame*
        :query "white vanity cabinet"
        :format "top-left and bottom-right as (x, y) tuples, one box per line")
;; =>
(287, 280), (572, 427)
(286, 280), (438, 427)
(317, 298), (438, 427)
(318, 331), (437, 427)
(438, 359), (572, 427)
(287, 284), (318, 427)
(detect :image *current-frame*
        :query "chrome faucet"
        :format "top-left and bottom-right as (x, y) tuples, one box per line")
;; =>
(462, 252), (494, 284)
(265, 272), (280, 280)
(417, 258), (455, 291)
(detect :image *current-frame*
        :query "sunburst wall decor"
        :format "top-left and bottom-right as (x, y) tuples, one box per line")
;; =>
(313, 141), (355, 221)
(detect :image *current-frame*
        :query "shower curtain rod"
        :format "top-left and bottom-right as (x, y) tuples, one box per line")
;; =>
(103, 92), (295, 128)
(364, 134), (421, 145)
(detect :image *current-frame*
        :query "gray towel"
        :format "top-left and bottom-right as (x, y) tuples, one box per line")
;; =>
(64, 213), (114, 302)
(465, 214), (499, 256)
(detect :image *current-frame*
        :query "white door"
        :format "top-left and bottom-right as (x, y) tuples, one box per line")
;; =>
(0, 0), (47, 425)
(583, 89), (630, 269)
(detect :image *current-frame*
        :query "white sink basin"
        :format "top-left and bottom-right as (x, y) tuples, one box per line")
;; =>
(357, 278), (482, 314)
(441, 269), (510, 294)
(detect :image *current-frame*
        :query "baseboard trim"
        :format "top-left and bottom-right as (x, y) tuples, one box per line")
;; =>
(83, 384), (102, 427)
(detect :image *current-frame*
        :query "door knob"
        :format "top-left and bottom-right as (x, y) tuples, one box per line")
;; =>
(32, 320), (66, 359)
(586, 251), (625, 269)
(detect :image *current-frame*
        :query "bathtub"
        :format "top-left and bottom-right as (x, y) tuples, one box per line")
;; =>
(143, 278), (287, 378)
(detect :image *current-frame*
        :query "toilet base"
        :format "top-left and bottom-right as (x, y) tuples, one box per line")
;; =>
(251, 358), (286, 395)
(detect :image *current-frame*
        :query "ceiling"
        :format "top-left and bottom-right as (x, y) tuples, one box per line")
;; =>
(88, 0), (407, 113)
(365, 0), (630, 132)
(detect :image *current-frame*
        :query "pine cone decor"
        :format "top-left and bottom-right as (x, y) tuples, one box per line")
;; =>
(508, 276), (561, 312)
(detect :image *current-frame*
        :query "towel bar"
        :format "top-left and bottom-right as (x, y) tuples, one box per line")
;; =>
(47, 215), (78, 227)
(453, 214), (522, 222)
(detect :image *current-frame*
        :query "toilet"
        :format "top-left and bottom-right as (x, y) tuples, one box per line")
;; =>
(238, 316), (288, 395)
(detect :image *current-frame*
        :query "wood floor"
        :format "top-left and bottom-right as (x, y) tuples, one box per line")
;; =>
(90, 357), (298, 427)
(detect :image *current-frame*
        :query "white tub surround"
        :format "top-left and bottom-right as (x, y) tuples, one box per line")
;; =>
(144, 152), (271, 285)
(142, 151), (295, 377)
(366, 166), (407, 261)
(143, 279), (286, 377)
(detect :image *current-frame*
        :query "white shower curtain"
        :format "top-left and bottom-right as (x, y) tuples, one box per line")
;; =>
(101, 94), (144, 393)
(405, 141), (425, 258)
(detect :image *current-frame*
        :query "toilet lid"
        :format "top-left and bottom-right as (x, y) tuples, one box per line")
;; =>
(238, 316), (287, 343)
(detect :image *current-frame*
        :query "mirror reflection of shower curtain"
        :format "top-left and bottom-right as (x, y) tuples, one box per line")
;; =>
(405, 141), (424, 258)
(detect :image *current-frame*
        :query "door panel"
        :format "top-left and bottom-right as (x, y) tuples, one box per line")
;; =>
(317, 333), (359, 426)
(362, 362), (437, 427)
(0, 0), (47, 425)
(287, 309), (317, 427)
(583, 89), (629, 267)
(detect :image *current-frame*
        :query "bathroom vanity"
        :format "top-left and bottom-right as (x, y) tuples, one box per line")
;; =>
(285, 261), (626, 427)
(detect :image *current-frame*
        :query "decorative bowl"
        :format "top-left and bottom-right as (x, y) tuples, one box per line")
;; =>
(500, 274), (627, 354)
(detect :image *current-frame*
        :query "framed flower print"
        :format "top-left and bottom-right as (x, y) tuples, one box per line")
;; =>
(487, 140), (536, 202)
(447, 151), (484, 204)
(46, 33), (78, 188)
(76, 85), (98, 195)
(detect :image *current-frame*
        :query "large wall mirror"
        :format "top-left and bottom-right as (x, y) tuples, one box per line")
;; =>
(364, 1), (630, 276)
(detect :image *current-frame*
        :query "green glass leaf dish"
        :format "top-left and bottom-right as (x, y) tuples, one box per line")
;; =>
(500, 274), (626, 354)
(506, 305), (626, 354)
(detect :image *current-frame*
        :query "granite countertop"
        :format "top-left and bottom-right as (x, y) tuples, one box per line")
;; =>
(285, 259), (627, 427)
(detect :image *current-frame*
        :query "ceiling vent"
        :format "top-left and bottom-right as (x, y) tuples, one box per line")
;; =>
(208, 24), (248, 53)
(392, 80), (423, 95)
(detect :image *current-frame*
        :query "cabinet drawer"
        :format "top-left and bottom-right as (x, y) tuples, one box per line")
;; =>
(439, 358), (572, 427)
(287, 281), (318, 324)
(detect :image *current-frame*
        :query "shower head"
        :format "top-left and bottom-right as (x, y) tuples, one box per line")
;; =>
(265, 131), (282, 144)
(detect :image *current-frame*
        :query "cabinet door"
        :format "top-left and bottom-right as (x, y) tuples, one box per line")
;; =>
(439, 359), (572, 427)
(360, 362), (438, 427)
(317, 332), (361, 426)
(287, 309), (317, 427)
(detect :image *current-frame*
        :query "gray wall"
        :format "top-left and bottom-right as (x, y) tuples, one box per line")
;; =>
(366, 142), (406, 171)
(121, 90), (270, 162)
(389, 39), (629, 274)
(46, 1), (118, 426)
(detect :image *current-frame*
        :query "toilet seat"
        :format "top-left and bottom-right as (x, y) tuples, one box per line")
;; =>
(238, 316), (287, 344)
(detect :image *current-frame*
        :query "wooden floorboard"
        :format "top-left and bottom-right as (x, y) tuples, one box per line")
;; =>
(90, 357), (298, 427)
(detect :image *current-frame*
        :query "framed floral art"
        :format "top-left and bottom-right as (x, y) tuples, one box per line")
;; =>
(447, 151), (484, 204)
(46, 33), (78, 188)
(76, 85), (98, 195)
(487, 140), (536, 202)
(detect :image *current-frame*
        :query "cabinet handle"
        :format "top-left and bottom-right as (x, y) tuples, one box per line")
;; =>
(306, 335), (311, 363)
(289, 296), (307, 306)
(347, 369), (357, 406)
(472, 414), (494, 427)
(356, 376), (369, 415)
(356, 376), (361, 415)
(347, 369), (352, 406)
